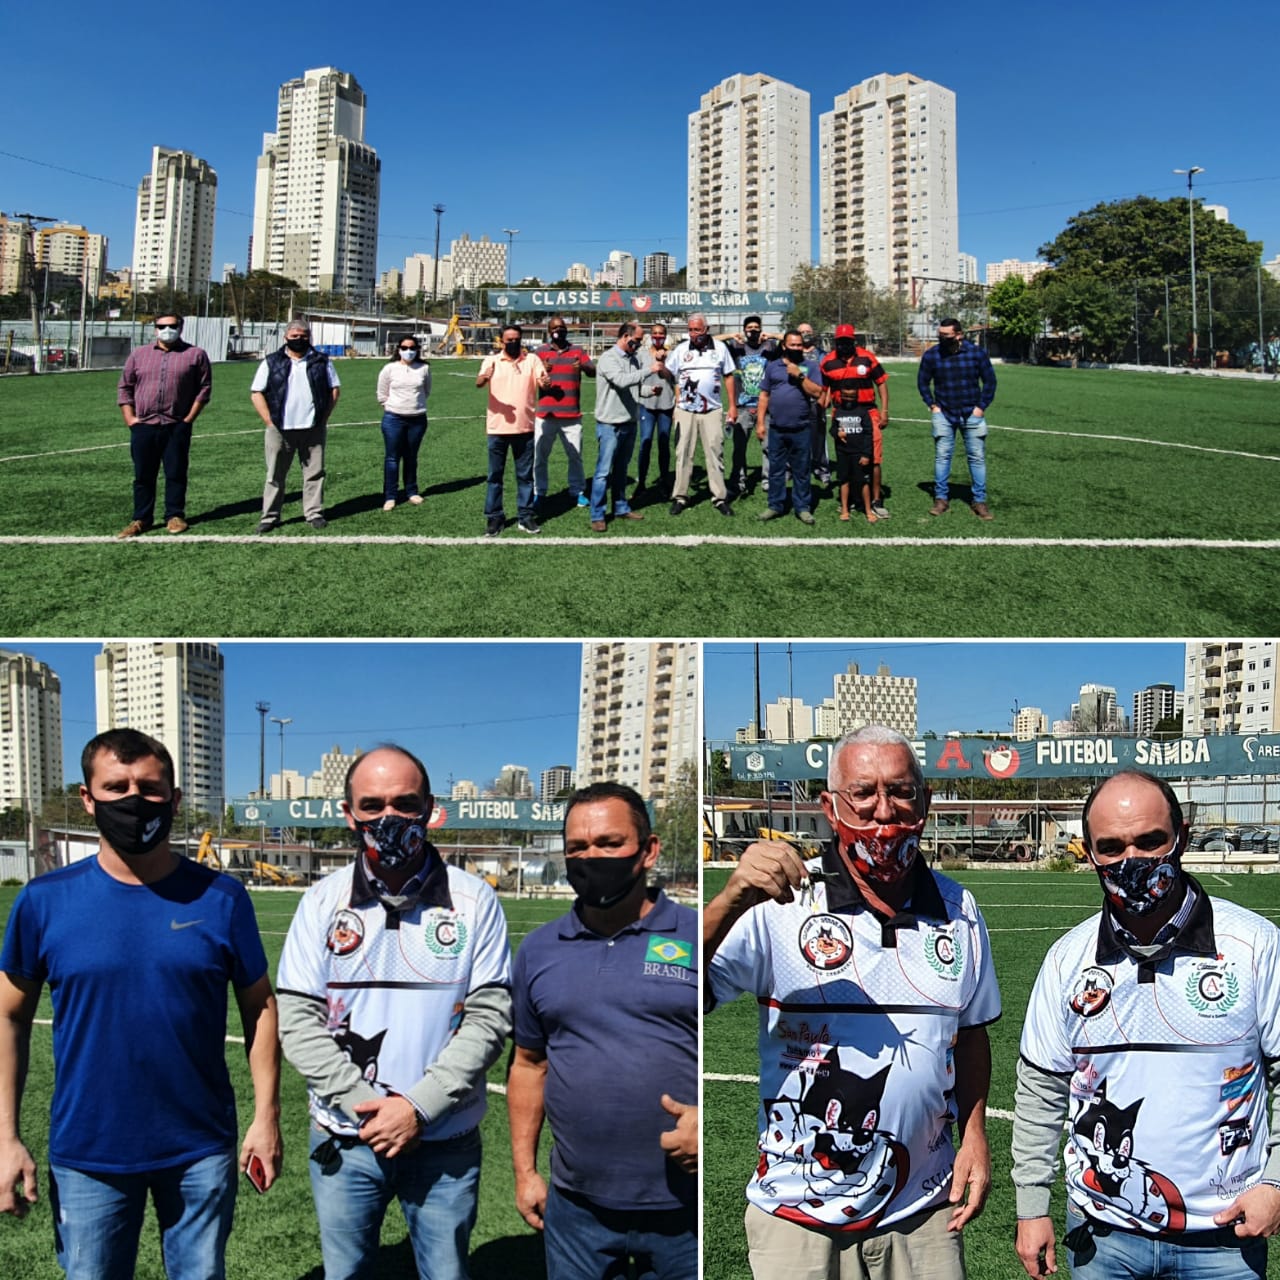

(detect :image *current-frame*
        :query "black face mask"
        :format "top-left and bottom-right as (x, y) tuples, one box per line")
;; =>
(690, 333), (711, 351)
(550, 328), (568, 345)
(565, 851), (646, 910)
(745, 332), (762, 348)
(940, 336), (961, 354)
(835, 340), (856, 359)
(801, 333), (815, 348)
(285, 337), (310, 353)
(91, 792), (174, 857)
(504, 341), (523, 358)
(784, 349), (805, 366)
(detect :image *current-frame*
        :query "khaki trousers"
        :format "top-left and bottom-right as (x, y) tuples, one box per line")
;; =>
(672, 407), (728, 503)
(744, 1202), (965, 1280)
(262, 422), (326, 523)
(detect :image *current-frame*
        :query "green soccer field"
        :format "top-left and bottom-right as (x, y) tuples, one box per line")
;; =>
(0, 886), (572, 1280)
(702, 867), (1280, 1280)
(0, 361), (1276, 636)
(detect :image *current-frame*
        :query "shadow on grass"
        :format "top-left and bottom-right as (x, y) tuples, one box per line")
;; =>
(470, 1232), (547, 1279)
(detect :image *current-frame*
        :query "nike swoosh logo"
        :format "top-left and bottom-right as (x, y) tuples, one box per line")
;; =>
(170, 919), (203, 930)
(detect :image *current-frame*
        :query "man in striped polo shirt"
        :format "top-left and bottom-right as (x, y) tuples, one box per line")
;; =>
(534, 316), (595, 511)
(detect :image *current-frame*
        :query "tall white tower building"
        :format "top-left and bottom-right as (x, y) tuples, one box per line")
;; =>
(0, 650), (63, 811)
(1132, 684), (1183, 737)
(132, 147), (217, 293)
(94, 643), (225, 816)
(687, 73), (810, 292)
(251, 67), (380, 293)
(1183, 642), (1278, 736)
(819, 73), (957, 293)
(576, 643), (698, 801)
(831, 663), (917, 738)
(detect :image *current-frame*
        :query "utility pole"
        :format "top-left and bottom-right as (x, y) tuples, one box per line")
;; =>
(432, 203), (445, 308)
(8, 212), (55, 373)
(255, 701), (270, 798)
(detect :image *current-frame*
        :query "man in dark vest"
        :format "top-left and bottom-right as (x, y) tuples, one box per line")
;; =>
(250, 319), (341, 532)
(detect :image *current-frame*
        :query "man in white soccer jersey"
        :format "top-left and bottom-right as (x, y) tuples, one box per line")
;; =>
(276, 745), (512, 1280)
(703, 724), (1001, 1280)
(1012, 769), (1280, 1280)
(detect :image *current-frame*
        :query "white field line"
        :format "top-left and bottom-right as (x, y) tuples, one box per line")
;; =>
(3, 534), (1279, 551)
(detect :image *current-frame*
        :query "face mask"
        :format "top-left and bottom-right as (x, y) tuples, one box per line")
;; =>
(835, 340), (856, 359)
(399, 348), (417, 362)
(745, 331), (762, 348)
(550, 328), (568, 345)
(940, 336), (961, 354)
(565, 851), (646, 910)
(801, 333), (815, 348)
(624, 338), (640, 354)
(354, 813), (428, 872)
(830, 800), (924, 885)
(91, 792), (173, 857)
(691, 333), (711, 351)
(1090, 837), (1183, 917)
(504, 341), (523, 358)
(785, 349), (804, 363)
(156, 327), (180, 344)
(286, 337), (310, 353)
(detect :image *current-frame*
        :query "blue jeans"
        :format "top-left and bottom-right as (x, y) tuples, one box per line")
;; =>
(636, 405), (672, 489)
(931, 410), (987, 503)
(129, 420), (192, 523)
(308, 1126), (481, 1280)
(1065, 1206), (1266, 1279)
(485, 434), (534, 522)
(543, 1183), (696, 1280)
(590, 422), (637, 522)
(765, 427), (813, 515)
(380, 412), (427, 501)
(50, 1148), (236, 1280)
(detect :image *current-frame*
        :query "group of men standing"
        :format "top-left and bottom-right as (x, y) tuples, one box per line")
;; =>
(0, 730), (695, 1280)
(705, 726), (1280, 1280)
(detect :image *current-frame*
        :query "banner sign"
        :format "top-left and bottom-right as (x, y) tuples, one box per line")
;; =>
(720, 734), (1280, 782)
(233, 797), (572, 831)
(488, 288), (793, 314)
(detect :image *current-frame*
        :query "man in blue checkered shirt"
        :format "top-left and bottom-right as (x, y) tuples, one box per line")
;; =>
(917, 319), (998, 520)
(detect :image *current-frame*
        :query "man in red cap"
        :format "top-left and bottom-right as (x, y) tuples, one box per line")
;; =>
(820, 325), (891, 518)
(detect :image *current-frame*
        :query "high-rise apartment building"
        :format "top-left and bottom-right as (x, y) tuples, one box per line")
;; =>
(0, 216), (31, 295)
(958, 253), (978, 285)
(643, 252), (675, 286)
(814, 698), (841, 738)
(94, 643), (225, 815)
(540, 765), (574, 803)
(687, 73), (810, 292)
(35, 224), (108, 295)
(1071, 683), (1127, 734)
(831, 663), (917, 738)
(401, 252), (452, 299)
(819, 74), (957, 293)
(565, 263), (592, 285)
(132, 147), (217, 293)
(0, 650), (62, 811)
(494, 764), (533, 798)
(1013, 706), (1048, 740)
(764, 697), (814, 743)
(576, 643), (698, 801)
(451, 779), (479, 800)
(1183, 642), (1278, 736)
(251, 67), (380, 293)
(1132, 684), (1183, 737)
(985, 259), (1047, 287)
(312, 743), (361, 796)
(450, 234), (505, 289)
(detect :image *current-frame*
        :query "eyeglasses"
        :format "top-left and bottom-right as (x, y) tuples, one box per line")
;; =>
(831, 783), (919, 812)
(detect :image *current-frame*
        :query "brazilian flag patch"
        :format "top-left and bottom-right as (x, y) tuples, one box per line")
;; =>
(645, 935), (692, 968)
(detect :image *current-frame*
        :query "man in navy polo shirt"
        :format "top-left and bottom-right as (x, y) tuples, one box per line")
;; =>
(756, 329), (823, 525)
(508, 782), (698, 1280)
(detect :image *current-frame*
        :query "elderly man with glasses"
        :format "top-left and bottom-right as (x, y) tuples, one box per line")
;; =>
(703, 725), (1001, 1280)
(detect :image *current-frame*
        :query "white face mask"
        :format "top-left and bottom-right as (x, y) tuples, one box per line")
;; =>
(156, 327), (180, 343)
(399, 348), (417, 362)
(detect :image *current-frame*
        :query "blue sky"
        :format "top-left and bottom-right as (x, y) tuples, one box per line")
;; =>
(704, 642), (1187, 741)
(8, 642), (582, 799)
(3, 2), (1274, 289)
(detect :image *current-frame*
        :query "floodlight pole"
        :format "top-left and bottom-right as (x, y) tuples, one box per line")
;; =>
(502, 228), (519, 288)
(270, 716), (291, 798)
(255, 701), (270, 798)
(431, 203), (445, 305)
(1173, 166), (1203, 365)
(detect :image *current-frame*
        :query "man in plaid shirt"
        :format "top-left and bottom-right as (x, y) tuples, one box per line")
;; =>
(916, 319), (997, 520)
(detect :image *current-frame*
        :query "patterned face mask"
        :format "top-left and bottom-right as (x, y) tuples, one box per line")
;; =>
(1089, 835), (1183, 917)
(354, 813), (428, 871)
(830, 797), (925, 885)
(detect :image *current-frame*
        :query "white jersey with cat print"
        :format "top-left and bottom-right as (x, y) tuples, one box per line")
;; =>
(1019, 890), (1280, 1234)
(709, 863), (1000, 1231)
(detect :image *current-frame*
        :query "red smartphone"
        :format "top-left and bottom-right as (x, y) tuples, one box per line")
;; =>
(244, 1153), (269, 1194)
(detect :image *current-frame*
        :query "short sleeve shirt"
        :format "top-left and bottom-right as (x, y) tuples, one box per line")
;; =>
(667, 339), (736, 414)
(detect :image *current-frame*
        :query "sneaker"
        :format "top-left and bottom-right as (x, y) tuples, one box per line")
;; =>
(757, 509), (782, 522)
(485, 517), (503, 538)
(713, 500), (734, 518)
(308, 516), (328, 530)
(518, 517), (541, 535)
(382, 500), (396, 512)
(407, 495), (424, 505)
(871, 503), (891, 519)
(576, 493), (589, 508)
(669, 499), (687, 517)
(971, 502), (994, 521)
(929, 499), (950, 516)
(165, 517), (187, 534)
(254, 520), (275, 535)
(796, 510), (816, 526)
(117, 519), (150, 539)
